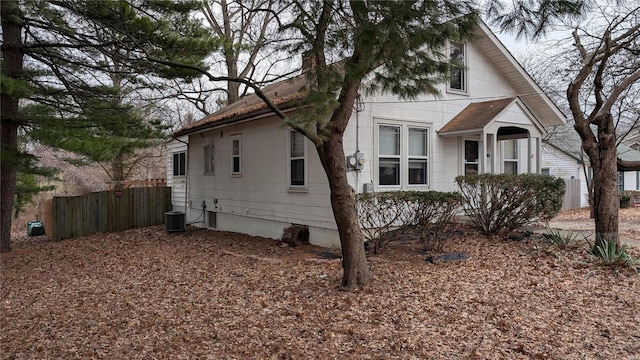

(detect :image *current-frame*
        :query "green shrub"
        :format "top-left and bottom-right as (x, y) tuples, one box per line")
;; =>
(356, 191), (461, 253)
(455, 174), (565, 237)
(620, 193), (631, 209)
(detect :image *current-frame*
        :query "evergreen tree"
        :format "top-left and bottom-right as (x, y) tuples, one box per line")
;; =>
(1, 0), (218, 252)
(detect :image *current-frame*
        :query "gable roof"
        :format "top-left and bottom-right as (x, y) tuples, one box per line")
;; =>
(437, 97), (516, 134)
(473, 22), (565, 128)
(544, 124), (640, 164)
(174, 20), (565, 138)
(174, 74), (309, 137)
(544, 125), (585, 162)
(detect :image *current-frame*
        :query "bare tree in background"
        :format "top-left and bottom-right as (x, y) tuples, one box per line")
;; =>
(492, 1), (640, 247)
(169, 0), (292, 115)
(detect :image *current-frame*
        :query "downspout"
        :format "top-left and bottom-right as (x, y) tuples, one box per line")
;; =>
(353, 94), (365, 192)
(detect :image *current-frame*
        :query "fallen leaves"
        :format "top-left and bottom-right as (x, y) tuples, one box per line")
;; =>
(2, 223), (639, 359)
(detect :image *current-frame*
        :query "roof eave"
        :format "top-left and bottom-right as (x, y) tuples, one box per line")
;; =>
(474, 21), (567, 127)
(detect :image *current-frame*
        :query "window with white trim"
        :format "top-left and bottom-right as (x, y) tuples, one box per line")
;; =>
(449, 41), (466, 92)
(289, 130), (306, 188)
(408, 128), (428, 185)
(379, 125), (401, 186)
(231, 135), (241, 176)
(204, 144), (214, 175)
(377, 123), (430, 189)
(503, 139), (518, 174)
(172, 152), (186, 177)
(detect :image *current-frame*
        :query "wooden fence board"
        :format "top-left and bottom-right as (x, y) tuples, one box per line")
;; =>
(43, 187), (171, 241)
(561, 178), (581, 211)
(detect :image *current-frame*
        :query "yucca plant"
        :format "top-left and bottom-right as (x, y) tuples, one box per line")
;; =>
(543, 227), (577, 248)
(586, 236), (638, 271)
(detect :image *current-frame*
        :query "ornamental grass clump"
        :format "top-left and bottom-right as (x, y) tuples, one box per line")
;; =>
(455, 174), (565, 237)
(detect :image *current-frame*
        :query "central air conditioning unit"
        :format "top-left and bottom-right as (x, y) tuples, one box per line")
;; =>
(164, 211), (186, 233)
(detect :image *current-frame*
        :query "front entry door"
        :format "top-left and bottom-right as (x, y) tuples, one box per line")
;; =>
(464, 140), (480, 175)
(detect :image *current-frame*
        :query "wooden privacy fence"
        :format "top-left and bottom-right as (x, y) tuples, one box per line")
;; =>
(561, 178), (581, 211)
(40, 187), (172, 241)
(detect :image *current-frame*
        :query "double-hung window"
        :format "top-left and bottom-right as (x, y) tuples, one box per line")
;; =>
(172, 152), (186, 177)
(289, 130), (306, 189)
(204, 144), (214, 175)
(449, 41), (467, 93)
(231, 135), (241, 176)
(503, 140), (518, 174)
(408, 128), (428, 185)
(379, 125), (401, 186)
(377, 123), (430, 189)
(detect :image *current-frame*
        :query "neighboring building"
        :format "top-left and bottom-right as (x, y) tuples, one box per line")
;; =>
(618, 140), (640, 192)
(170, 21), (566, 248)
(541, 126), (591, 208)
(542, 126), (640, 209)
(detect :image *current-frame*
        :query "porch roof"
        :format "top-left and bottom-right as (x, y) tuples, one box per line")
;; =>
(437, 97), (545, 138)
(437, 97), (516, 134)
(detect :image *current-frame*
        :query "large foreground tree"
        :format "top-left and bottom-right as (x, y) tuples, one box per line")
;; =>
(1, 0), (216, 252)
(268, 1), (480, 289)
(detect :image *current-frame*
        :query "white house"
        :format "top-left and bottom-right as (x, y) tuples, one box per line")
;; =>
(170, 21), (566, 248)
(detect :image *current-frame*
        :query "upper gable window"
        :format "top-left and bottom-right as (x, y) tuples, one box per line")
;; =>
(449, 41), (466, 93)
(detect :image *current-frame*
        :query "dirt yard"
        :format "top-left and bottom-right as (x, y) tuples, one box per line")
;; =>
(2, 216), (639, 359)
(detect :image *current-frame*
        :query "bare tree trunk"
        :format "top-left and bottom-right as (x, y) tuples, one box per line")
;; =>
(1, 0), (23, 252)
(318, 133), (370, 290)
(589, 114), (619, 247)
(313, 74), (371, 290)
(1, 122), (18, 253)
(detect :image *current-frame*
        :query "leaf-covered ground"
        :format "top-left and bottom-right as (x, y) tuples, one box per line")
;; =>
(2, 211), (639, 359)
